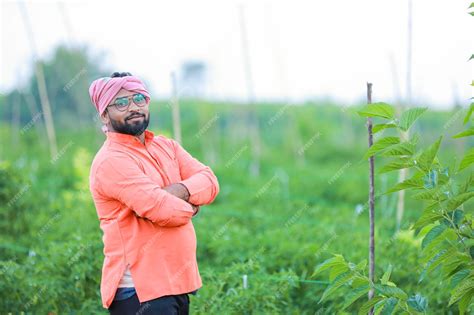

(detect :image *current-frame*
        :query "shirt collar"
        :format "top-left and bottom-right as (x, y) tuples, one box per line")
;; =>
(106, 129), (155, 146)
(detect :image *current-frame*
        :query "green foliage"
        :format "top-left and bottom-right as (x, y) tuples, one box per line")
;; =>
(355, 102), (474, 314)
(0, 162), (32, 237)
(0, 100), (471, 313)
(313, 254), (423, 314)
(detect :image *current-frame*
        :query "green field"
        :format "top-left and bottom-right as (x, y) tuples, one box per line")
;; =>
(0, 100), (472, 314)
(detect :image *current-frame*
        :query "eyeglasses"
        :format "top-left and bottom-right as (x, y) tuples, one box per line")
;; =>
(108, 93), (148, 112)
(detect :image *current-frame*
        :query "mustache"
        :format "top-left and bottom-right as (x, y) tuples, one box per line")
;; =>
(126, 113), (145, 121)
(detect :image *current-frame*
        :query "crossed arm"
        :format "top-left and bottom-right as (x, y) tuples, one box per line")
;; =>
(162, 183), (199, 215)
(94, 139), (219, 227)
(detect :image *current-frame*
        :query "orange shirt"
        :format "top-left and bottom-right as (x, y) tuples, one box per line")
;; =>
(89, 130), (219, 308)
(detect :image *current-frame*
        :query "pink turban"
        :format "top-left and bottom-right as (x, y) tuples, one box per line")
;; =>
(89, 75), (151, 116)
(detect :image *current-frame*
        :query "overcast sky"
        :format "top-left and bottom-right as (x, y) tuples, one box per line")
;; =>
(1, 0), (473, 108)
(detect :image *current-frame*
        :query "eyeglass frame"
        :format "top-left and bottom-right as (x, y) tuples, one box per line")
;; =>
(107, 93), (149, 112)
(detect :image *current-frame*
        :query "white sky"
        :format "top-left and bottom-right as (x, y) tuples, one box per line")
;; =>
(1, 0), (473, 108)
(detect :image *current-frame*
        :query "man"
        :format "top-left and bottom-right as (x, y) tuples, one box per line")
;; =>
(88, 72), (219, 314)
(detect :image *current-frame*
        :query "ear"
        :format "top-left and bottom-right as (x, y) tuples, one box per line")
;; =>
(100, 110), (109, 125)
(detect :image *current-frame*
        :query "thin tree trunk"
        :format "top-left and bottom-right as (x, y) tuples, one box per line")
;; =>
(366, 82), (376, 315)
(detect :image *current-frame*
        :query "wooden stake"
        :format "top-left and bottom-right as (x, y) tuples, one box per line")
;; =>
(366, 82), (376, 315)
(18, 2), (58, 158)
(12, 90), (21, 149)
(238, 5), (261, 176)
(396, 0), (413, 230)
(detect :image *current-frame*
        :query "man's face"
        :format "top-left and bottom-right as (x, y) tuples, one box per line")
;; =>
(101, 88), (150, 136)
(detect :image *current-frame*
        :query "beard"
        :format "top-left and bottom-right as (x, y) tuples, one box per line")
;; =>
(110, 113), (150, 136)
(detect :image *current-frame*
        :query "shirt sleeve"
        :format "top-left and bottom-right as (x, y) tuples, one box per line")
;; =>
(94, 153), (195, 227)
(172, 140), (220, 206)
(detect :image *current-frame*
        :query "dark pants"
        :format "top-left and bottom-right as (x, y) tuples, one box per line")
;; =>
(108, 293), (190, 315)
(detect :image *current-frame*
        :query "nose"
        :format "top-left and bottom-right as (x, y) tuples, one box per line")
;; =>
(128, 100), (141, 112)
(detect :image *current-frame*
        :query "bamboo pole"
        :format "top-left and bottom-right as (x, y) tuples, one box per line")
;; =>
(12, 91), (21, 148)
(396, 0), (413, 230)
(238, 4), (261, 176)
(366, 82), (376, 315)
(18, 1), (58, 158)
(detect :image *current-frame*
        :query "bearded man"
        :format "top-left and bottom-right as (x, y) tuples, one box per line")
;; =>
(88, 72), (219, 315)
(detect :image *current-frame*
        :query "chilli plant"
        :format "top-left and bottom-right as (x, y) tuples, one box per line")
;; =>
(313, 100), (473, 314)
(313, 4), (474, 314)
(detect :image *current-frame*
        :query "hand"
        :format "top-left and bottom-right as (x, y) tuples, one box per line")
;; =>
(191, 204), (200, 216)
(163, 183), (190, 202)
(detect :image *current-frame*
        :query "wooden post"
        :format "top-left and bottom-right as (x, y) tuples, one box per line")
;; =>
(18, 2), (58, 158)
(12, 91), (21, 149)
(238, 4), (261, 176)
(366, 82), (376, 315)
(170, 72), (182, 144)
(396, 0), (413, 230)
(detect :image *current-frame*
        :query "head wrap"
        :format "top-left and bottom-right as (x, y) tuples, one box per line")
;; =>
(88, 75), (150, 116)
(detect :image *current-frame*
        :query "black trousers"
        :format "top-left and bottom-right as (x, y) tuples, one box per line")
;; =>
(108, 293), (190, 315)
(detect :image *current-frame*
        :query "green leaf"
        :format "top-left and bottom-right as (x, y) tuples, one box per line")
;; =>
(380, 297), (398, 315)
(318, 271), (353, 303)
(458, 288), (473, 314)
(358, 296), (385, 315)
(329, 263), (350, 281)
(358, 102), (395, 119)
(378, 158), (414, 174)
(374, 284), (408, 300)
(417, 137), (443, 172)
(352, 276), (370, 288)
(355, 260), (368, 272)
(421, 230), (457, 264)
(459, 173), (474, 193)
(449, 276), (474, 306)
(381, 141), (416, 157)
(413, 209), (443, 230)
(444, 256), (471, 279)
(425, 247), (456, 274)
(385, 175), (424, 194)
(381, 264), (393, 285)
(453, 127), (474, 138)
(412, 188), (446, 201)
(450, 269), (470, 289)
(447, 192), (474, 211)
(459, 148), (474, 171)
(463, 103), (473, 124)
(373, 123), (397, 134)
(342, 284), (371, 310)
(398, 107), (428, 131)
(364, 137), (400, 159)
(407, 293), (428, 312)
(312, 254), (347, 277)
(422, 224), (447, 249)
